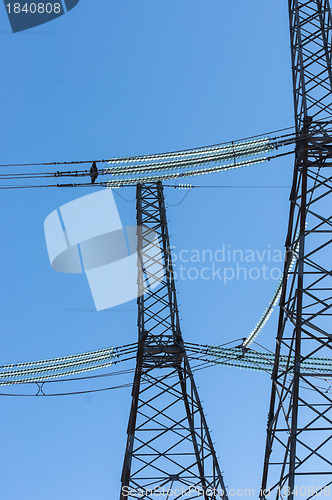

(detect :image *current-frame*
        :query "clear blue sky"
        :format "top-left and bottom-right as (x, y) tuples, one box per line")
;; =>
(0, 1), (295, 498)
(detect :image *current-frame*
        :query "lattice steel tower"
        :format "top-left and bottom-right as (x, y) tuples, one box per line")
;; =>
(260, 1), (332, 498)
(120, 182), (228, 499)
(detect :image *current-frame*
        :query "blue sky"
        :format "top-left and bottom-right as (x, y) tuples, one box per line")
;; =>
(0, 1), (296, 498)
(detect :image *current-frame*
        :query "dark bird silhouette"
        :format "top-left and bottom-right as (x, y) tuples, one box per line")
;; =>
(90, 162), (98, 184)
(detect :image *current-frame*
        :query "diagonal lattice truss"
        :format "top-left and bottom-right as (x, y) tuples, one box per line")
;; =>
(120, 182), (228, 500)
(290, 0), (332, 125)
(261, 1), (332, 498)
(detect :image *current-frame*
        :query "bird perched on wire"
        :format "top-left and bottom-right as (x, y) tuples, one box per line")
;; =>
(90, 162), (98, 184)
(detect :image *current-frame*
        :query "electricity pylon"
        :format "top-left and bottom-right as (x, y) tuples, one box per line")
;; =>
(120, 182), (228, 499)
(260, 1), (332, 498)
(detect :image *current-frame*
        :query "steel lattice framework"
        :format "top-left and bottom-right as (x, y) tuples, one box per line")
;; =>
(120, 182), (228, 499)
(260, 1), (332, 498)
